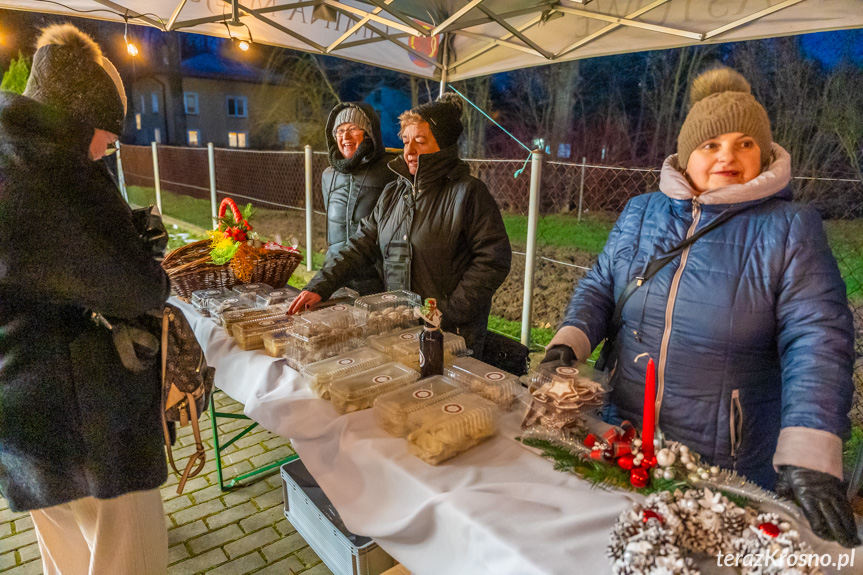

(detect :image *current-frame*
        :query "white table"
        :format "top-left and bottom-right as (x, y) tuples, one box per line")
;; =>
(174, 298), (858, 575)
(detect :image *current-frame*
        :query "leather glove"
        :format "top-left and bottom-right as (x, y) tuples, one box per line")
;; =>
(541, 344), (576, 367)
(776, 465), (861, 548)
(131, 205), (169, 256)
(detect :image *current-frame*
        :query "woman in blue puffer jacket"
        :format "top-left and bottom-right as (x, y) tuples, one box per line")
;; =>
(544, 67), (859, 547)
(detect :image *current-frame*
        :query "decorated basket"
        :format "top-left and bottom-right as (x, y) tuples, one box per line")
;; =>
(162, 198), (302, 299)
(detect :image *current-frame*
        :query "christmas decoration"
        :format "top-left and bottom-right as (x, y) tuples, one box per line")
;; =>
(608, 489), (824, 575)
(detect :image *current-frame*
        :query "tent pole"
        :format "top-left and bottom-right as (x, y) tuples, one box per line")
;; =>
(521, 150), (543, 346)
(439, 35), (449, 97)
(116, 142), (128, 202)
(305, 145), (314, 272)
(208, 143), (218, 228)
(151, 142), (162, 215)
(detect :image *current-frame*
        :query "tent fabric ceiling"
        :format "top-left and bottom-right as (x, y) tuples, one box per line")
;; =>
(3, 1), (862, 80)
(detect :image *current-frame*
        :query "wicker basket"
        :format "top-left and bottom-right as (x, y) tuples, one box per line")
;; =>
(163, 240), (302, 299)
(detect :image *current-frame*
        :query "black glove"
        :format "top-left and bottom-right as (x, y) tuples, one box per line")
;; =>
(131, 205), (169, 256)
(776, 465), (860, 548)
(541, 344), (576, 367)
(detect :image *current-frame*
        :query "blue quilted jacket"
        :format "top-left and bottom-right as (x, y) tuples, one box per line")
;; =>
(553, 145), (854, 489)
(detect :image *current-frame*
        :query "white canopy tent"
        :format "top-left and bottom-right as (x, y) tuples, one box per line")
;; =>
(4, 0), (862, 345)
(3, 0), (863, 83)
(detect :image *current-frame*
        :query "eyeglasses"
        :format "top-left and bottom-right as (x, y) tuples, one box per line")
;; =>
(335, 126), (364, 137)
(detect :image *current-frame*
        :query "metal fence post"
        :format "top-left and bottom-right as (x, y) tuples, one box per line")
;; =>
(208, 143), (218, 228)
(578, 157), (586, 222)
(304, 145), (314, 272)
(521, 150), (543, 347)
(116, 142), (128, 202)
(151, 142), (162, 215)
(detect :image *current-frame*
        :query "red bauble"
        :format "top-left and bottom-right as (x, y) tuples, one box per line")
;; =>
(641, 455), (657, 469)
(617, 454), (635, 471)
(584, 434), (598, 448)
(642, 509), (664, 525)
(630, 467), (650, 488)
(758, 522), (780, 538)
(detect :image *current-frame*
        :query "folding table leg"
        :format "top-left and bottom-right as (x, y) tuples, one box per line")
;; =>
(209, 389), (299, 491)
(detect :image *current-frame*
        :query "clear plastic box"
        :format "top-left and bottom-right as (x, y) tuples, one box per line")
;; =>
(207, 294), (254, 318)
(373, 375), (464, 437)
(233, 316), (295, 351)
(301, 348), (388, 399)
(219, 304), (291, 336)
(231, 282), (273, 295)
(367, 326), (423, 359)
(390, 331), (467, 372)
(444, 357), (522, 410)
(329, 362), (420, 415)
(262, 328), (292, 358)
(406, 393), (499, 465)
(290, 306), (363, 339)
(353, 290), (421, 335)
(285, 336), (364, 371)
(257, 286), (300, 308)
(191, 288), (233, 316)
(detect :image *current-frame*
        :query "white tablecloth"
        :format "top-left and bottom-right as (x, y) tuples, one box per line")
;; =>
(174, 298), (859, 575)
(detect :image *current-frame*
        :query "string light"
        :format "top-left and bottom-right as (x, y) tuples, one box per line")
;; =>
(123, 16), (139, 57)
(223, 20), (254, 53)
(238, 40), (250, 52)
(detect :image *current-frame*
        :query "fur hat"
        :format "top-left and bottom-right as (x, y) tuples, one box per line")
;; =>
(677, 67), (772, 169)
(23, 24), (127, 135)
(332, 105), (373, 139)
(414, 92), (464, 148)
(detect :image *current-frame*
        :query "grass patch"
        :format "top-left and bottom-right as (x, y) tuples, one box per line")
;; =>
(502, 212), (615, 255)
(844, 424), (863, 472)
(487, 315), (555, 349)
(127, 186), (213, 230)
(824, 219), (863, 302)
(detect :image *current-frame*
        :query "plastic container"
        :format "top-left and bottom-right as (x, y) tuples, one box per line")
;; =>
(291, 305), (363, 339)
(191, 288), (233, 316)
(219, 304), (291, 335)
(262, 328), (292, 358)
(390, 332), (467, 372)
(445, 357), (522, 409)
(233, 316), (295, 351)
(301, 348), (388, 399)
(231, 282), (273, 295)
(367, 326), (423, 359)
(257, 286), (300, 307)
(373, 375), (464, 437)
(285, 336), (364, 371)
(353, 290), (421, 335)
(207, 294), (253, 318)
(406, 393), (499, 465)
(281, 461), (395, 575)
(329, 362), (420, 415)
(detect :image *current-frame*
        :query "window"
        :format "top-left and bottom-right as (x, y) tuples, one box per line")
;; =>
(154, 128), (161, 144)
(227, 96), (247, 118)
(557, 143), (571, 159)
(228, 132), (247, 148)
(135, 113), (142, 130)
(151, 93), (159, 114)
(187, 130), (200, 146)
(184, 93), (199, 115)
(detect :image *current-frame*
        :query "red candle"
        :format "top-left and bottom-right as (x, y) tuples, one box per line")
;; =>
(642, 358), (656, 458)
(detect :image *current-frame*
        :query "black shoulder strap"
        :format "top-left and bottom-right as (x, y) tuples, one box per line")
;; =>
(595, 205), (747, 371)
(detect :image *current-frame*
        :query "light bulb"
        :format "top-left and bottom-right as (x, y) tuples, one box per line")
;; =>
(238, 40), (250, 52)
(127, 42), (139, 56)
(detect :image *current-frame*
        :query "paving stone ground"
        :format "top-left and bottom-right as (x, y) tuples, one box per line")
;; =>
(0, 393), (333, 575)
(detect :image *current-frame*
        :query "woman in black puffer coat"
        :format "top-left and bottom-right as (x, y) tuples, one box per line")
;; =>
(321, 102), (395, 295)
(291, 95), (512, 358)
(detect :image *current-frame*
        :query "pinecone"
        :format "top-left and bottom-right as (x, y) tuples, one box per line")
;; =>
(721, 506), (748, 535)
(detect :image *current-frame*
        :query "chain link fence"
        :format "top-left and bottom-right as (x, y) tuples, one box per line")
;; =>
(118, 144), (863, 424)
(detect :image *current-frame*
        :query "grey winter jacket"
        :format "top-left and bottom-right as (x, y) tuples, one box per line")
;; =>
(0, 92), (170, 511)
(549, 145), (854, 489)
(322, 103), (394, 295)
(306, 145), (512, 357)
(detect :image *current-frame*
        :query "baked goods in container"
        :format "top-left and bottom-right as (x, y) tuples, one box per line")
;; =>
(444, 356), (521, 409)
(301, 348), (388, 399)
(329, 362), (420, 414)
(374, 375), (464, 437)
(406, 392), (498, 465)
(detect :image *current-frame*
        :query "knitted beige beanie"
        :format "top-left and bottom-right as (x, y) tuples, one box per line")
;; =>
(677, 67), (771, 170)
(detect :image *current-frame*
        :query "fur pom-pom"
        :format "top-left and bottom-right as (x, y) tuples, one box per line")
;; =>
(36, 24), (102, 63)
(437, 92), (464, 114)
(689, 67), (751, 107)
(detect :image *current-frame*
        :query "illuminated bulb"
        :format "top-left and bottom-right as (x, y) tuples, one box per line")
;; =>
(238, 40), (250, 52)
(126, 42), (139, 56)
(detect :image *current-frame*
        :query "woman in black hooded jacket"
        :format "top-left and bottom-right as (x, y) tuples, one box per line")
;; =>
(291, 94), (511, 358)
(321, 102), (395, 295)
